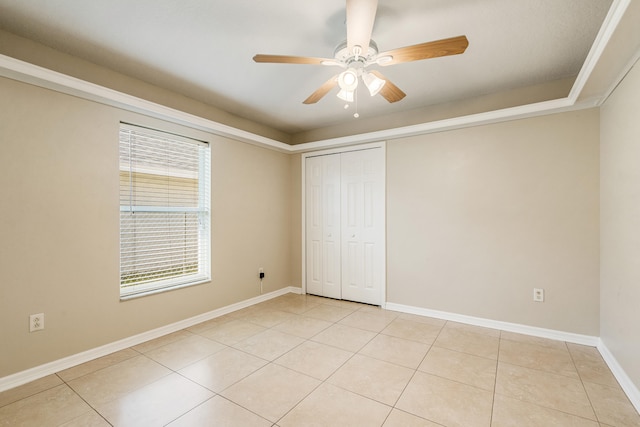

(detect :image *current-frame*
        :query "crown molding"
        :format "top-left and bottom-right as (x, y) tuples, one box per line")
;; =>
(568, 0), (631, 102)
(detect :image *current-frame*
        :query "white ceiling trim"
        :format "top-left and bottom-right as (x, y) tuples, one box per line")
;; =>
(0, 0), (630, 154)
(600, 44), (640, 107)
(569, 0), (630, 102)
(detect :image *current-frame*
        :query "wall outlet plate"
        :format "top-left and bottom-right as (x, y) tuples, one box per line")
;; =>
(533, 288), (544, 302)
(30, 313), (45, 332)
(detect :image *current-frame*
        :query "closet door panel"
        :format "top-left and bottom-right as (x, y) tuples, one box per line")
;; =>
(341, 149), (384, 305)
(321, 154), (342, 299)
(305, 156), (324, 296)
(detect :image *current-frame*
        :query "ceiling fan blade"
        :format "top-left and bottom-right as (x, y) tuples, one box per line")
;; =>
(368, 70), (406, 103)
(253, 54), (334, 65)
(377, 35), (469, 66)
(346, 0), (378, 56)
(303, 75), (339, 104)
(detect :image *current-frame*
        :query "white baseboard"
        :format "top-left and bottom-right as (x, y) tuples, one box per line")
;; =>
(0, 286), (300, 393)
(385, 302), (600, 345)
(598, 340), (640, 414)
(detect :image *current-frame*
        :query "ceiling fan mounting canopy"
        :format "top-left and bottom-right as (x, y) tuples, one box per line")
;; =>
(252, 0), (469, 105)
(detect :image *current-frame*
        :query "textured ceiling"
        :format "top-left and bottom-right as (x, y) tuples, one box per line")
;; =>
(0, 0), (613, 139)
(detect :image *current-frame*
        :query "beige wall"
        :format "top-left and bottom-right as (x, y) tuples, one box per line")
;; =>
(289, 153), (302, 288)
(386, 109), (600, 335)
(0, 77), (293, 377)
(600, 60), (640, 388)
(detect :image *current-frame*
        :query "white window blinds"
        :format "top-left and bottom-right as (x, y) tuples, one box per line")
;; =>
(119, 123), (210, 298)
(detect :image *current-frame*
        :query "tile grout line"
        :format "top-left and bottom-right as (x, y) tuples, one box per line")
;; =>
(272, 311), (356, 426)
(162, 327), (283, 426)
(0, 376), (63, 410)
(567, 342), (603, 424)
(215, 298), (358, 425)
(490, 330), (502, 426)
(495, 341), (608, 424)
(55, 372), (114, 426)
(382, 318), (448, 426)
(158, 342), (273, 426)
(265, 298), (413, 426)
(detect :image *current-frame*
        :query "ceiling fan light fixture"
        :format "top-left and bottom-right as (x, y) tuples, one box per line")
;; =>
(362, 71), (386, 96)
(337, 88), (355, 102)
(338, 68), (358, 91)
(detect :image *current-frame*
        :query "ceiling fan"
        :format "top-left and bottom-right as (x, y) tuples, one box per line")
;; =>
(253, 0), (469, 105)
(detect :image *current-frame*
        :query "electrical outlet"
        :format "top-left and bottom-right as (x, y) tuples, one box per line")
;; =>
(30, 313), (45, 332)
(533, 288), (544, 302)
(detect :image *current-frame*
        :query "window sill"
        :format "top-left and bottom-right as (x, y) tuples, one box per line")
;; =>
(120, 277), (211, 301)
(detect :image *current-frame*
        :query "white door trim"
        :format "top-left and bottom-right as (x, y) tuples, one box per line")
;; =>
(301, 142), (386, 307)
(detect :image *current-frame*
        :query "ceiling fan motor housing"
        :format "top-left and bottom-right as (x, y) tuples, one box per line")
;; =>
(334, 39), (379, 67)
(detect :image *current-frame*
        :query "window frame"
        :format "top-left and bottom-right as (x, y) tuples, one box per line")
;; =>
(118, 123), (211, 300)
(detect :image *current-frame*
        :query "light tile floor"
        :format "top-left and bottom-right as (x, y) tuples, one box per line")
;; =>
(1, 293), (639, 426)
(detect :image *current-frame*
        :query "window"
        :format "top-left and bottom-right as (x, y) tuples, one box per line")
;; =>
(119, 123), (210, 299)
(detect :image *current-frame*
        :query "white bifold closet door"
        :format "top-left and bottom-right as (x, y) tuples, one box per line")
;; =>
(305, 148), (384, 305)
